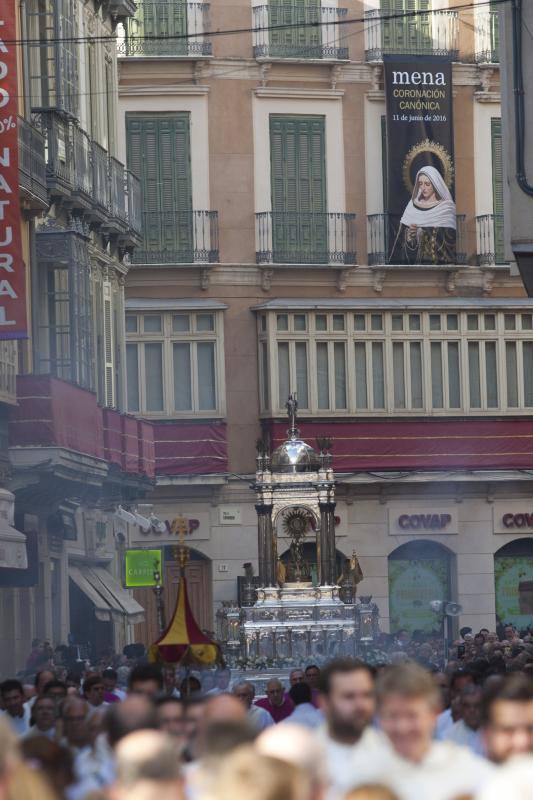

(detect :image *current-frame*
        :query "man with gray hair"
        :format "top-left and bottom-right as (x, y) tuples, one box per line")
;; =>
(233, 681), (274, 731)
(111, 730), (183, 800)
(255, 678), (294, 723)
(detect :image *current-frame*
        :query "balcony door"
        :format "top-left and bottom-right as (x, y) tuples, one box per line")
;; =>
(268, 0), (322, 59)
(126, 113), (193, 263)
(381, 0), (431, 54)
(270, 114), (327, 263)
(135, 1), (188, 56)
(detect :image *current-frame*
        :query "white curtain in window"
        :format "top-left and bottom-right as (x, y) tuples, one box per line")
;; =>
(295, 342), (309, 408)
(506, 342), (518, 407)
(126, 343), (139, 412)
(278, 342), (290, 407)
(145, 342), (164, 411)
(393, 342), (405, 409)
(197, 342), (216, 410)
(334, 342), (347, 409)
(260, 342), (270, 410)
(431, 342), (443, 409)
(523, 342), (533, 406)
(317, 342), (330, 409)
(409, 342), (423, 408)
(447, 342), (461, 408)
(485, 342), (498, 408)
(355, 342), (368, 408)
(468, 342), (481, 408)
(173, 342), (192, 411)
(372, 342), (385, 409)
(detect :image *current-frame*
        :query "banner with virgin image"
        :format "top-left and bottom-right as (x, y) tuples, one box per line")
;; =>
(383, 55), (456, 265)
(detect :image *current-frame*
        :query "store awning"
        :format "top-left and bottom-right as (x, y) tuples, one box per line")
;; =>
(69, 566), (113, 622)
(0, 523), (27, 570)
(69, 566), (145, 624)
(87, 567), (145, 625)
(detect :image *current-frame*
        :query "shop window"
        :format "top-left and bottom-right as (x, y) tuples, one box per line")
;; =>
(494, 539), (533, 633)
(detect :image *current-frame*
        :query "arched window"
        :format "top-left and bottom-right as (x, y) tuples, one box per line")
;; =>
(494, 538), (533, 633)
(388, 540), (455, 635)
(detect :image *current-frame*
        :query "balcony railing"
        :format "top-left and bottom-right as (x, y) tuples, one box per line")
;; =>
(37, 111), (73, 195)
(132, 210), (219, 264)
(110, 157), (128, 223)
(253, 3), (349, 60)
(18, 116), (48, 208)
(72, 124), (93, 201)
(256, 212), (357, 265)
(92, 142), (111, 214)
(125, 171), (142, 237)
(474, 9), (500, 63)
(476, 214), (505, 265)
(117, 1), (212, 57)
(367, 213), (466, 265)
(364, 9), (458, 61)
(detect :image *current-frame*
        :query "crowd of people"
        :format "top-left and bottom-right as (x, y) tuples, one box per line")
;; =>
(0, 625), (531, 800)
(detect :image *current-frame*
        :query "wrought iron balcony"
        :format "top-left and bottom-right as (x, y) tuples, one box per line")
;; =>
(476, 214), (505, 265)
(71, 125), (93, 204)
(117, 1), (212, 57)
(253, 3), (349, 60)
(35, 111), (73, 197)
(367, 213), (466, 266)
(92, 142), (111, 216)
(109, 157), (128, 224)
(256, 212), (357, 266)
(132, 210), (219, 264)
(474, 10), (500, 63)
(18, 116), (48, 209)
(364, 9), (458, 61)
(125, 171), (142, 238)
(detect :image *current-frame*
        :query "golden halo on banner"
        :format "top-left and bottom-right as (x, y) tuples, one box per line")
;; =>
(402, 138), (454, 193)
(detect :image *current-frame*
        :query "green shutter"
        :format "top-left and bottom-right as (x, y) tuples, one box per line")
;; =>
(491, 117), (504, 263)
(126, 113), (193, 263)
(270, 114), (326, 263)
(269, 0), (321, 59)
(138, 0), (187, 55)
(381, 0), (431, 54)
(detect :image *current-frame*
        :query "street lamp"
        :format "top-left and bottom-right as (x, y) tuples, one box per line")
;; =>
(430, 599), (463, 662)
(153, 559), (166, 633)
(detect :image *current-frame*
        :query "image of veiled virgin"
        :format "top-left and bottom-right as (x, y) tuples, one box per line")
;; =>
(389, 166), (457, 265)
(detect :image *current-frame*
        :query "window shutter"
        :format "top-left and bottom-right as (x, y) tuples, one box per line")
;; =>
(491, 117), (504, 262)
(270, 115), (326, 262)
(103, 281), (115, 408)
(269, 0), (321, 58)
(126, 113), (193, 261)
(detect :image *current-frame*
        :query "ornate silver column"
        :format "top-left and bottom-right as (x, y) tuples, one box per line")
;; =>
(256, 503), (275, 586)
(318, 501), (337, 585)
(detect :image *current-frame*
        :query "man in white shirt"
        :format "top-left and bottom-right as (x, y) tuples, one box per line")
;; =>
(445, 684), (485, 756)
(287, 682), (323, 729)
(315, 658), (385, 794)
(0, 679), (32, 736)
(24, 695), (56, 740)
(481, 672), (533, 763)
(232, 681), (273, 732)
(366, 662), (494, 800)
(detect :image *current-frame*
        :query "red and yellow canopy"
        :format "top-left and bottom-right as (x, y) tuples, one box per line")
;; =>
(149, 576), (222, 666)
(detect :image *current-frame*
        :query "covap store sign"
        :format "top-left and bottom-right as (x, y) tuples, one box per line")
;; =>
(0, 7), (26, 339)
